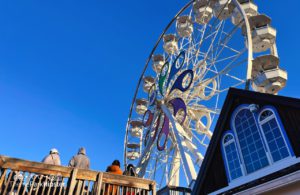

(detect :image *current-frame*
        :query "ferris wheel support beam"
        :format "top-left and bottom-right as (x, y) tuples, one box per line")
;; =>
(169, 148), (180, 186)
(271, 43), (279, 57)
(161, 104), (198, 183)
(231, 0), (254, 90)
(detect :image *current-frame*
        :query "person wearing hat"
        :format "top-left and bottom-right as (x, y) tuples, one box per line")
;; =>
(68, 147), (90, 169)
(42, 148), (61, 165)
(68, 147), (90, 194)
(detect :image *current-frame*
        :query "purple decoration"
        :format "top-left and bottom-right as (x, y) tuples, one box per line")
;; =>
(148, 113), (161, 146)
(143, 110), (154, 127)
(169, 98), (187, 125)
(169, 69), (194, 94)
(144, 129), (150, 146)
(157, 115), (170, 151)
(148, 87), (157, 106)
(166, 51), (185, 88)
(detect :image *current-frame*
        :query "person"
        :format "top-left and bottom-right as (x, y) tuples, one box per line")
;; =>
(106, 160), (123, 175)
(105, 160), (123, 195)
(69, 147), (90, 195)
(40, 148), (62, 195)
(42, 148), (61, 165)
(123, 164), (137, 177)
(68, 147), (90, 169)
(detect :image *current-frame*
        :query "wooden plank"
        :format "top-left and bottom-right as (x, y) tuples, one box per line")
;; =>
(152, 181), (156, 195)
(58, 177), (65, 195)
(0, 156), (99, 181)
(0, 157), (71, 177)
(0, 155), (156, 192)
(34, 175), (43, 195)
(95, 172), (103, 195)
(103, 172), (154, 183)
(16, 171), (26, 194)
(3, 170), (13, 195)
(76, 169), (98, 181)
(101, 174), (152, 190)
(10, 172), (18, 194)
(0, 156), (5, 167)
(22, 173), (32, 195)
(67, 168), (78, 195)
(0, 168), (7, 193)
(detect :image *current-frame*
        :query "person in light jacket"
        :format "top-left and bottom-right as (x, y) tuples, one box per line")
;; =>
(68, 147), (90, 169)
(69, 147), (90, 194)
(40, 148), (62, 195)
(42, 148), (61, 165)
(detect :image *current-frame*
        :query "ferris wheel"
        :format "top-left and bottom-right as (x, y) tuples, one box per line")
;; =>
(124, 0), (287, 189)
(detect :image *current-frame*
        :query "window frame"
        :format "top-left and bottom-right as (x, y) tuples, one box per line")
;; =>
(221, 131), (244, 182)
(231, 104), (271, 175)
(258, 106), (294, 163)
(219, 104), (298, 189)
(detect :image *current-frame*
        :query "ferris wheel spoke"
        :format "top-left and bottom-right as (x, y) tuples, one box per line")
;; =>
(161, 105), (199, 180)
(204, 66), (246, 83)
(206, 23), (243, 71)
(185, 53), (247, 103)
(220, 43), (241, 54)
(206, 53), (241, 67)
(197, 47), (247, 87)
(192, 130), (210, 149)
(166, 148), (180, 186)
(218, 81), (246, 93)
(191, 25), (224, 77)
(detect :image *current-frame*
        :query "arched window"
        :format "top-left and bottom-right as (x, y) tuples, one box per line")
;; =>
(259, 108), (293, 163)
(222, 133), (243, 181)
(233, 107), (269, 174)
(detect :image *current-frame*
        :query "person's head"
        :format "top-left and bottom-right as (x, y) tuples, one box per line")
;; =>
(127, 164), (134, 171)
(112, 160), (120, 167)
(50, 148), (59, 155)
(78, 147), (86, 155)
(126, 164), (136, 176)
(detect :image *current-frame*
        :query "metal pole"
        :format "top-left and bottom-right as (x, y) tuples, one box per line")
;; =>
(232, 0), (253, 90)
(161, 105), (197, 183)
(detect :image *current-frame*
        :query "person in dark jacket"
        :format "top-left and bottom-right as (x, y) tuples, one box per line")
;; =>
(123, 164), (137, 177)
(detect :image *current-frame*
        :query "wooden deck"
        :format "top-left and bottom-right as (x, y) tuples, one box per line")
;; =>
(0, 155), (156, 195)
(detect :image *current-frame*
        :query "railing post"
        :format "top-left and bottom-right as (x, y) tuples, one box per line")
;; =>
(67, 168), (78, 195)
(95, 172), (103, 195)
(0, 168), (7, 194)
(152, 182), (156, 195)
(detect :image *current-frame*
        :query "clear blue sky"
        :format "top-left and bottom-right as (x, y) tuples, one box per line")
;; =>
(0, 0), (299, 172)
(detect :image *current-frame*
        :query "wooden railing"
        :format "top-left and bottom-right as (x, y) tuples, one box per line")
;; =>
(0, 155), (156, 195)
(157, 185), (191, 195)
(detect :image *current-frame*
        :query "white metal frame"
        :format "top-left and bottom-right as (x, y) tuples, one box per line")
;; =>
(123, 0), (283, 189)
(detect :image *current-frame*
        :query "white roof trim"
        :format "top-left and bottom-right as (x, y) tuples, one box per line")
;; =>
(237, 170), (300, 194)
(209, 157), (300, 195)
